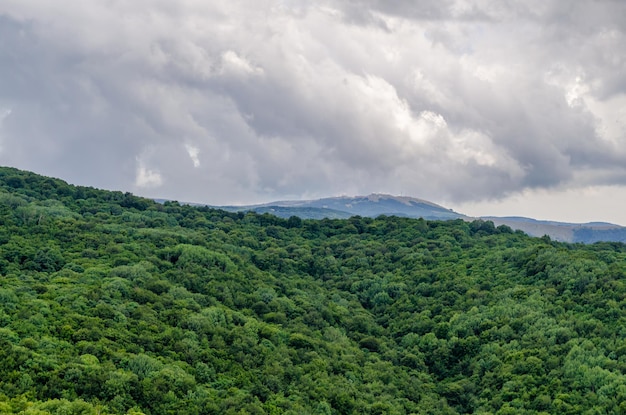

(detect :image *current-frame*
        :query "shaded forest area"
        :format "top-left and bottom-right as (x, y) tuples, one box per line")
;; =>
(1, 166), (626, 414)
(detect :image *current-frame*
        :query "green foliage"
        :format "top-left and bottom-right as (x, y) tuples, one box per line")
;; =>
(2, 166), (626, 414)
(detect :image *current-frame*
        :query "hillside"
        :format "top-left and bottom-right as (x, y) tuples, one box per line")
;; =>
(2, 166), (626, 414)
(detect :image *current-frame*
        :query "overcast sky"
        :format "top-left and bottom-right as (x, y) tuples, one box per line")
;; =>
(1, 1), (625, 223)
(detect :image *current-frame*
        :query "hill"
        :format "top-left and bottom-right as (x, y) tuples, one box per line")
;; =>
(486, 216), (626, 244)
(213, 195), (626, 243)
(2, 166), (626, 414)
(214, 194), (464, 220)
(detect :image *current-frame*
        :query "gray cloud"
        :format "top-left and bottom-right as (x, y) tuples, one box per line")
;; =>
(0, 0), (625, 206)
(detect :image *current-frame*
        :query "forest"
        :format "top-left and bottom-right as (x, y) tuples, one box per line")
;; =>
(1, 166), (626, 414)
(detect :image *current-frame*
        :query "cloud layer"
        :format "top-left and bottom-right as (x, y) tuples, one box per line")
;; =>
(1, 0), (625, 207)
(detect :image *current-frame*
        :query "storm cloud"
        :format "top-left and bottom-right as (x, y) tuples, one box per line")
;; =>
(0, 0), (625, 209)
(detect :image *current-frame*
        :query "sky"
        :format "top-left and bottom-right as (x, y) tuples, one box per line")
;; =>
(1, 1), (625, 224)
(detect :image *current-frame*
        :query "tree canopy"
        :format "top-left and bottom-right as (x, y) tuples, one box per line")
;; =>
(1, 166), (626, 414)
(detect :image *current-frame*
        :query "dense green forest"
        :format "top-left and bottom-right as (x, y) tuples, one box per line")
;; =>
(2, 166), (626, 414)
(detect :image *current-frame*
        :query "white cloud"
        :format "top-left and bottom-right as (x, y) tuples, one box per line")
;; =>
(221, 50), (264, 77)
(0, 0), (625, 221)
(135, 158), (163, 188)
(185, 144), (201, 168)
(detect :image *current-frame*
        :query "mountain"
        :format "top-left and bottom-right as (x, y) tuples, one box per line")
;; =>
(484, 216), (626, 244)
(215, 193), (465, 220)
(213, 194), (626, 243)
(4, 163), (617, 243)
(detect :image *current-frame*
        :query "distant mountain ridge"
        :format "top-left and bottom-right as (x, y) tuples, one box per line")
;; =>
(215, 193), (464, 221)
(212, 194), (626, 244)
(484, 216), (626, 244)
(0, 164), (623, 244)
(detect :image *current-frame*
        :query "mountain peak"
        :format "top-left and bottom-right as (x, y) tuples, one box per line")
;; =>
(361, 193), (447, 208)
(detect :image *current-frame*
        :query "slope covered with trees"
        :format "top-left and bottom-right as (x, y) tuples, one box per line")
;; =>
(1, 166), (626, 414)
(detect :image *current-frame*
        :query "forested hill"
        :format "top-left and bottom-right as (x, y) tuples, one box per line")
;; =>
(3, 166), (626, 414)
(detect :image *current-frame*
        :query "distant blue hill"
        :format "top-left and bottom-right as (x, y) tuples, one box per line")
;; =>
(484, 216), (626, 244)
